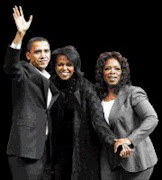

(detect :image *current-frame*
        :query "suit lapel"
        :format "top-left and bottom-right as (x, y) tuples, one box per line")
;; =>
(27, 63), (50, 104)
(25, 63), (49, 107)
(109, 86), (130, 125)
(41, 75), (49, 102)
(47, 81), (60, 109)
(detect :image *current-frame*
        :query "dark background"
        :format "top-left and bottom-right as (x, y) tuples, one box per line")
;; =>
(1, 1), (160, 179)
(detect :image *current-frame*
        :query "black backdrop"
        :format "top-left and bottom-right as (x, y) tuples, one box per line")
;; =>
(1, 1), (160, 179)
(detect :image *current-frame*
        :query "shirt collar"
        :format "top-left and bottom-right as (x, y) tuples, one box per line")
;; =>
(31, 63), (51, 79)
(39, 69), (51, 79)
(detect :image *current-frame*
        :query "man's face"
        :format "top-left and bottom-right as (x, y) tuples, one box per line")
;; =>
(26, 41), (51, 71)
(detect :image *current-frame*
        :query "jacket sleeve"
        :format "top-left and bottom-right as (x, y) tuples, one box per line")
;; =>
(86, 81), (117, 147)
(3, 46), (25, 82)
(128, 87), (159, 146)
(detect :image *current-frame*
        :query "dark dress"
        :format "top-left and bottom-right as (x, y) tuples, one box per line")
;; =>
(50, 75), (77, 180)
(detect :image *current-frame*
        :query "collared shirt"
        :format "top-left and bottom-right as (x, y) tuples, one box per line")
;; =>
(34, 68), (52, 136)
(34, 67), (52, 108)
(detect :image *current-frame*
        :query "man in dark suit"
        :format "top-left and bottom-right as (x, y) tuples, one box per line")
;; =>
(4, 6), (52, 180)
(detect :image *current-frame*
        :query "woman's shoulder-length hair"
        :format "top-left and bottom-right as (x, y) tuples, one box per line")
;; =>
(50, 45), (84, 77)
(95, 51), (132, 99)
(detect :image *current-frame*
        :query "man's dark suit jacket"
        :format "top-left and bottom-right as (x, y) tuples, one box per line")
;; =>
(4, 47), (49, 160)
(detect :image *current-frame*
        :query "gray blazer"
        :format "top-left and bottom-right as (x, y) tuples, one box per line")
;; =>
(108, 85), (158, 172)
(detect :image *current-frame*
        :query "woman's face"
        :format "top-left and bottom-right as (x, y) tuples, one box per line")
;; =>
(55, 54), (75, 80)
(103, 58), (122, 87)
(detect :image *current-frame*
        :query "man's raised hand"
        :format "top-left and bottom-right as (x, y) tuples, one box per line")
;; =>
(13, 6), (33, 34)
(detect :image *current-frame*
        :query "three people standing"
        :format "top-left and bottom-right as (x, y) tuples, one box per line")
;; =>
(4, 5), (158, 180)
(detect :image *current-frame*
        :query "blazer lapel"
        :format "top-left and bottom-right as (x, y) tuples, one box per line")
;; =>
(27, 63), (50, 105)
(109, 86), (130, 126)
(26, 63), (49, 107)
(47, 82), (60, 110)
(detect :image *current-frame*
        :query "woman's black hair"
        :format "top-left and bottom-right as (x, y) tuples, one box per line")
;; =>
(50, 45), (83, 77)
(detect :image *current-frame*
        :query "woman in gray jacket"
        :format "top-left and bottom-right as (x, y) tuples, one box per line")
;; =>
(95, 51), (158, 180)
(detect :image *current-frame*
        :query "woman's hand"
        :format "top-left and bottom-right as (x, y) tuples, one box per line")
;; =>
(119, 144), (134, 158)
(114, 138), (134, 158)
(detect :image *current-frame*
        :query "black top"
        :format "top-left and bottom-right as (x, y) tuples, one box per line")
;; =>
(51, 74), (78, 164)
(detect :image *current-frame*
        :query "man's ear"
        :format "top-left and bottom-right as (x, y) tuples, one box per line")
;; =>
(26, 52), (30, 61)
